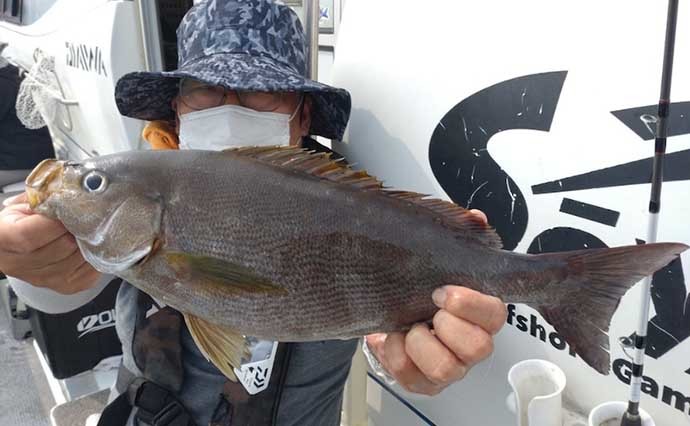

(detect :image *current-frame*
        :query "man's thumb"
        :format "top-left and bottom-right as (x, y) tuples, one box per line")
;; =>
(2, 192), (28, 207)
(365, 333), (388, 360)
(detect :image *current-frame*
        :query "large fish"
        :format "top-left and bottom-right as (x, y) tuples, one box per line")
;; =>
(25, 147), (687, 379)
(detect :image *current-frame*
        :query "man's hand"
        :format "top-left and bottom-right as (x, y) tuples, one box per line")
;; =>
(0, 193), (101, 294)
(365, 209), (508, 396)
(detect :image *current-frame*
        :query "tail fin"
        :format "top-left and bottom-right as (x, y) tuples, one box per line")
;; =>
(533, 242), (688, 375)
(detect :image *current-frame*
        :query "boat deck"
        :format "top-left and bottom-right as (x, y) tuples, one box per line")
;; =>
(0, 291), (53, 426)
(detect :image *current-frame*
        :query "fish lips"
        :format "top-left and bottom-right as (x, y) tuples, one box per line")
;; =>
(25, 159), (65, 210)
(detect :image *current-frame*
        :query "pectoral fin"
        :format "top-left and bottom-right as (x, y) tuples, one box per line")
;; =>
(184, 314), (251, 382)
(165, 252), (287, 296)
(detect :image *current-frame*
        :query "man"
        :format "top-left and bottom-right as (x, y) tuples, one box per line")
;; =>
(0, 1), (507, 425)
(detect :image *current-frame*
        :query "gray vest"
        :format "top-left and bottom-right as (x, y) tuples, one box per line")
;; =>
(98, 281), (357, 426)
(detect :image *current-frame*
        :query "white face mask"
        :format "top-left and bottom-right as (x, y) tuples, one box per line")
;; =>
(178, 101), (302, 151)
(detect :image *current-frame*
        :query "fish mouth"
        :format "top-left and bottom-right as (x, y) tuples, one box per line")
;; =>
(25, 159), (65, 209)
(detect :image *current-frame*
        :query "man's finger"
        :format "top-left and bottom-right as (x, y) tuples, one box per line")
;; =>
(6, 214), (68, 253)
(2, 192), (27, 207)
(468, 209), (488, 225)
(365, 333), (388, 360)
(382, 332), (443, 395)
(0, 202), (33, 222)
(27, 249), (84, 285)
(404, 323), (467, 387)
(433, 310), (493, 367)
(21, 257), (99, 295)
(28, 234), (79, 268)
(64, 261), (101, 294)
(432, 286), (507, 335)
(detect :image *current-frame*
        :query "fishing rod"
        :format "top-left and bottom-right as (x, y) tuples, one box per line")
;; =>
(620, 1), (679, 425)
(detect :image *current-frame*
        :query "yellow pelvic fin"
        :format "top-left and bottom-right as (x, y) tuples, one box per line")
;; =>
(184, 314), (251, 382)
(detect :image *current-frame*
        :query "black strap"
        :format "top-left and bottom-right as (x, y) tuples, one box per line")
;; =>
(132, 292), (184, 392)
(97, 389), (132, 426)
(129, 378), (195, 426)
(97, 371), (196, 426)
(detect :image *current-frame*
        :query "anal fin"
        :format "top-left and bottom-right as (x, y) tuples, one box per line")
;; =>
(184, 314), (251, 382)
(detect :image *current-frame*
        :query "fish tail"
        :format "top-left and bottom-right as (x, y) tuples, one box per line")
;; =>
(531, 242), (688, 374)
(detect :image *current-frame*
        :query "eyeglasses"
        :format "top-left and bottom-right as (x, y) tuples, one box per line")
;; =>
(178, 78), (291, 112)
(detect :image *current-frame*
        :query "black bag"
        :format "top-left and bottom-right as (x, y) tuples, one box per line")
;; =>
(30, 278), (123, 379)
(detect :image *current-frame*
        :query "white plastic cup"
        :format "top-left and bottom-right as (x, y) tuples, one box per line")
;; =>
(588, 401), (655, 426)
(507, 359), (567, 426)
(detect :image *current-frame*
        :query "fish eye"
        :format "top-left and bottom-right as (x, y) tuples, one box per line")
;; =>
(82, 171), (108, 193)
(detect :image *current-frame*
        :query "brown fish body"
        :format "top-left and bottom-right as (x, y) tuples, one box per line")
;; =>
(25, 148), (688, 376)
(118, 151), (539, 338)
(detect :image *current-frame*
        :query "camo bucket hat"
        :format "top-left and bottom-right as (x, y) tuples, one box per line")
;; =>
(115, 0), (351, 140)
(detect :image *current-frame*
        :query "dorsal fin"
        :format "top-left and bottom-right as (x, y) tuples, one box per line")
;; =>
(225, 146), (503, 248)
(227, 146), (385, 190)
(383, 190), (503, 248)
